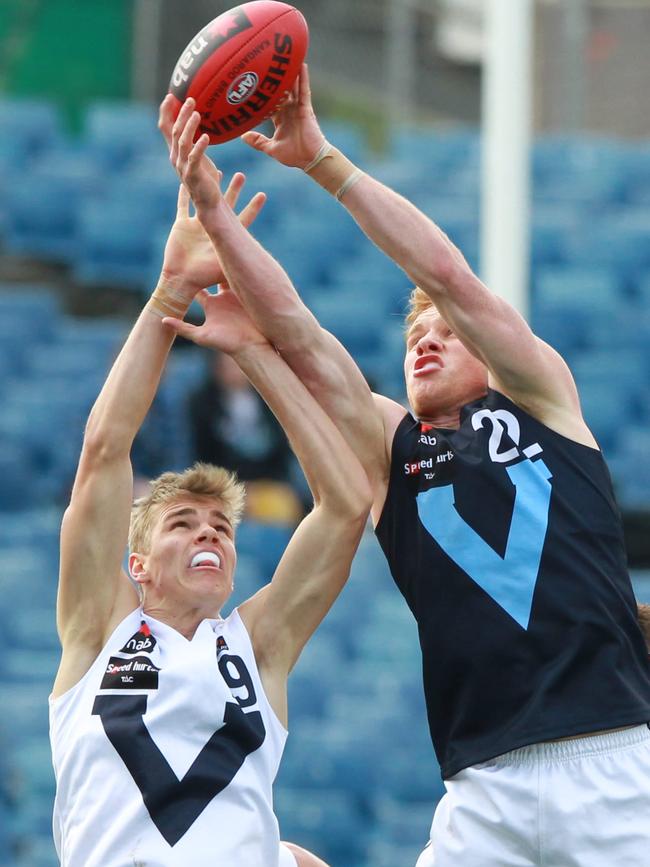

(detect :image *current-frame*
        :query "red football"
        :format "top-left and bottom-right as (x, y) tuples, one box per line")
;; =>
(168, 1), (309, 144)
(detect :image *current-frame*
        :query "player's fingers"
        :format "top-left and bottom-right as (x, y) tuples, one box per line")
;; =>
(170, 97), (195, 164)
(195, 288), (213, 308)
(161, 316), (196, 340)
(158, 94), (176, 146)
(241, 130), (271, 152)
(287, 74), (300, 105)
(178, 111), (202, 167)
(187, 133), (210, 172)
(298, 63), (311, 107)
(176, 184), (191, 218)
(205, 159), (222, 183)
(238, 192), (266, 228)
(223, 172), (246, 210)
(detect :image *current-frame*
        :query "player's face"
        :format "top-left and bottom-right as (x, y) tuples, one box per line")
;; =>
(139, 496), (237, 612)
(404, 308), (488, 422)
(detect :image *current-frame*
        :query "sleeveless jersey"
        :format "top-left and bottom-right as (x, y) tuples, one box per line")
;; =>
(50, 607), (287, 867)
(375, 389), (650, 779)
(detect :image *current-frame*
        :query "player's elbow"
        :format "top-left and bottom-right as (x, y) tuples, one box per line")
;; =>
(417, 245), (474, 300)
(319, 477), (372, 526)
(81, 412), (132, 467)
(267, 304), (322, 354)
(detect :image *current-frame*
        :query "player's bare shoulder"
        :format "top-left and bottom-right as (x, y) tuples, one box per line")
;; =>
(372, 393), (408, 472)
(492, 337), (598, 450)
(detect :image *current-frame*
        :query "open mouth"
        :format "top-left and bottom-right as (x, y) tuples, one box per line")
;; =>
(414, 355), (443, 376)
(190, 551), (221, 570)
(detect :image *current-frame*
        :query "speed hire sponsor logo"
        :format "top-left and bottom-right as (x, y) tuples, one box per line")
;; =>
(100, 655), (160, 690)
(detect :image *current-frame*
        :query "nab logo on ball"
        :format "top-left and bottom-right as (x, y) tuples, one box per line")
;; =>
(227, 72), (259, 105)
(168, 1), (309, 144)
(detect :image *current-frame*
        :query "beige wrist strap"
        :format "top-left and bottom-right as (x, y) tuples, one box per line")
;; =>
(335, 168), (365, 201)
(148, 280), (193, 319)
(303, 140), (334, 173)
(306, 145), (365, 201)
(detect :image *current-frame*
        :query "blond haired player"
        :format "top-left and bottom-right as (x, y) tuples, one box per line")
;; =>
(162, 72), (650, 867)
(49, 177), (370, 867)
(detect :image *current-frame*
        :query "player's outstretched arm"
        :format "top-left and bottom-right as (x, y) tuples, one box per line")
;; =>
(165, 289), (372, 724)
(244, 66), (590, 438)
(165, 98), (396, 504)
(53, 183), (264, 698)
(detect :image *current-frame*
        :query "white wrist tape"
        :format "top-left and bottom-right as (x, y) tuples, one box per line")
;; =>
(303, 140), (333, 174)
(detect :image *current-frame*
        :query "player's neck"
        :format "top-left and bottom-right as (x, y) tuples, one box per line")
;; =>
(415, 407), (462, 430)
(143, 600), (221, 640)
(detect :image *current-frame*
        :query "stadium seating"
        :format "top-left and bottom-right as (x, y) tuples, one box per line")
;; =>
(1, 106), (650, 867)
(0, 98), (64, 164)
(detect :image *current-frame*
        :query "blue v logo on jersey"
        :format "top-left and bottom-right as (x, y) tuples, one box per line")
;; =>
(417, 456), (553, 629)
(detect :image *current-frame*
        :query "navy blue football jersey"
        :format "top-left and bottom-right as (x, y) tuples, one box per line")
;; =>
(375, 390), (650, 778)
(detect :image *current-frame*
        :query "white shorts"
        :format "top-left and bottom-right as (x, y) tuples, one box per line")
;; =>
(279, 843), (299, 867)
(416, 724), (650, 867)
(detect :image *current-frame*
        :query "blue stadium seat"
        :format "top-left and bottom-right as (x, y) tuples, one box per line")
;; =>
(608, 428), (650, 510)
(0, 548), (59, 609)
(12, 738), (56, 812)
(530, 203), (581, 266)
(576, 381), (639, 454)
(73, 197), (163, 290)
(308, 291), (387, 377)
(534, 266), (622, 314)
(0, 284), (62, 337)
(15, 833), (59, 867)
(223, 553), (265, 613)
(2, 150), (103, 262)
(0, 650), (59, 686)
(390, 127), (480, 175)
(560, 210), (650, 283)
(82, 101), (161, 170)
(532, 135), (633, 206)
(0, 443), (40, 510)
(368, 796), (435, 859)
(0, 684), (50, 739)
(320, 120), (368, 165)
(4, 608), (60, 654)
(274, 786), (367, 863)
(234, 521), (293, 576)
(0, 98), (64, 162)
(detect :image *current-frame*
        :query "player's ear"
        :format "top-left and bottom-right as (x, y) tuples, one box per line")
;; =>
(128, 553), (147, 584)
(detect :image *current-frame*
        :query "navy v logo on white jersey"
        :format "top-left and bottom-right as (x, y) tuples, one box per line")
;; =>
(417, 456), (553, 629)
(92, 693), (265, 845)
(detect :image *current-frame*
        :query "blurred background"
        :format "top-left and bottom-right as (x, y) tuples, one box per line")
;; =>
(1, 1), (649, 865)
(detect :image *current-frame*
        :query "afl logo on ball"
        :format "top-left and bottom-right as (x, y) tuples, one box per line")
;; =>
(227, 72), (259, 105)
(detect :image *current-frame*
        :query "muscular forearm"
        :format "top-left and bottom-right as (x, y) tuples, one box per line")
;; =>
(198, 200), (318, 352)
(83, 280), (184, 457)
(232, 343), (370, 515)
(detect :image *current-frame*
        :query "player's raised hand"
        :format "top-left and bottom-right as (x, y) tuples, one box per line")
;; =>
(161, 178), (266, 295)
(168, 101), (225, 214)
(241, 64), (325, 169)
(163, 286), (269, 357)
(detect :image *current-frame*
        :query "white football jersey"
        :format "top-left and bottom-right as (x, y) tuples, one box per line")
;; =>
(50, 607), (287, 867)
